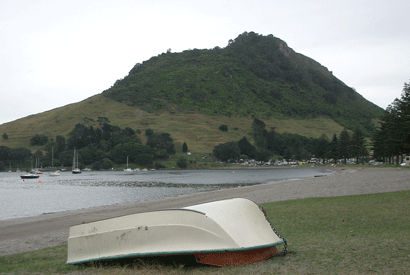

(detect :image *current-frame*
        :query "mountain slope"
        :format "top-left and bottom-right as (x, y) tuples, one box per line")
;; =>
(0, 95), (347, 153)
(103, 32), (383, 136)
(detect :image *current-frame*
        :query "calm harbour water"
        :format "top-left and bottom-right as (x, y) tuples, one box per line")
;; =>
(0, 168), (335, 221)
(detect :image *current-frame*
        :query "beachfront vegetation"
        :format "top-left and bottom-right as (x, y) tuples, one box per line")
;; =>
(0, 114), (371, 171)
(372, 79), (410, 164)
(212, 117), (367, 163)
(1, 190), (409, 274)
(0, 121), (176, 171)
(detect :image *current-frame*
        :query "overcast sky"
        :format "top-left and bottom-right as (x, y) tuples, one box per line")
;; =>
(1, 0), (409, 125)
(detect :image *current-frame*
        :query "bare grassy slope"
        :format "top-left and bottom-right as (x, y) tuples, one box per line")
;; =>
(0, 95), (346, 153)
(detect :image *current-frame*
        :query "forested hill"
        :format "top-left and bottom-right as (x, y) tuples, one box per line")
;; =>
(102, 32), (383, 136)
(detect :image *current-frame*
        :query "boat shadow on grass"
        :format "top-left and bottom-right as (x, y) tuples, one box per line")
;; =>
(81, 254), (205, 268)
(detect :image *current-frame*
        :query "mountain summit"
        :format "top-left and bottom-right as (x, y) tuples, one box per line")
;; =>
(102, 32), (382, 135)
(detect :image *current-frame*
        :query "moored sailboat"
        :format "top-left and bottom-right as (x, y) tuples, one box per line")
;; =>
(72, 148), (81, 174)
(49, 146), (60, 177)
(21, 159), (40, 179)
(124, 156), (133, 172)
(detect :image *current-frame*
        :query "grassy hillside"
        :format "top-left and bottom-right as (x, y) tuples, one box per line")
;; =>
(0, 95), (347, 153)
(103, 32), (383, 136)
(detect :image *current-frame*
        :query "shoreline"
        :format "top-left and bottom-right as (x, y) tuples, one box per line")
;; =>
(1, 167), (410, 257)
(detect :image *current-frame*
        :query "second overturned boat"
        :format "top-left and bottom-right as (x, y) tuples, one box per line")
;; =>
(67, 198), (286, 266)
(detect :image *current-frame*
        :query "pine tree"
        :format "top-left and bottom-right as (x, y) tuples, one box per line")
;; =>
(339, 129), (351, 163)
(351, 129), (366, 163)
(372, 79), (410, 163)
(182, 142), (188, 153)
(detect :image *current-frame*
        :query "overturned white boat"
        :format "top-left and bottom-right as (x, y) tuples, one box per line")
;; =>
(67, 198), (286, 267)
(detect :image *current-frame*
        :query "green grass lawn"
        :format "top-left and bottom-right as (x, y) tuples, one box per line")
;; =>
(1, 190), (409, 274)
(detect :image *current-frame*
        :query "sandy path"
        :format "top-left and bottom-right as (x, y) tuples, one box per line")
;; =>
(1, 167), (409, 256)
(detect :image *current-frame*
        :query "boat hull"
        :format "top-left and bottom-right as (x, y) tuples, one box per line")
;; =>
(49, 172), (60, 177)
(72, 169), (81, 174)
(20, 174), (40, 179)
(67, 198), (285, 266)
(194, 245), (279, 267)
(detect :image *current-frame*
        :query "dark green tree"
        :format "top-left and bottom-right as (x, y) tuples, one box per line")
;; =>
(10, 147), (32, 164)
(44, 139), (57, 166)
(67, 123), (89, 149)
(251, 118), (267, 148)
(372, 80), (410, 163)
(372, 127), (385, 161)
(146, 132), (175, 155)
(30, 134), (48, 146)
(56, 135), (66, 153)
(135, 154), (154, 166)
(351, 129), (367, 163)
(315, 134), (330, 161)
(182, 142), (188, 153)
(218, 124), (228, 132)
(339, 129), (351, 163)
(154, 162), (166, 169)
(97, 117), (110, 128)
(177, 157), (188, 168)
(2, 133), (8, 140)
(145, 128), (154, 137)
(238, 137), (256, 159)
(255, 148), (272, 162)
(266, 129), (283, 155)
(212, 141), (241, 162)
(102, 123), (114, 141)
(122, 127), (135, 137)
(328, 134), (339, 162)
(111, 142), (152, 163)
(0, 146), (11, 162)
(101, 158), (113, 170)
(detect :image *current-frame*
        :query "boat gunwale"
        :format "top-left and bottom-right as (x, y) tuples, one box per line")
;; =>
(70, 197), (263, 227)
(67, 240), (285, 265)
(70, 208), (207, 228)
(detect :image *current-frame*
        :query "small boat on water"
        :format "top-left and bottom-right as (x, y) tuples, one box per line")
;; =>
(49, 170), (61, 177)
(21, 159), (40, 179)
(72, 148), (81, 174)
(67, 198), (286, 266)
(21, 172), (40, 179)
(124, 156), (131, 172)
(124, 156), (139, 173)
(49, 147), (60, 177)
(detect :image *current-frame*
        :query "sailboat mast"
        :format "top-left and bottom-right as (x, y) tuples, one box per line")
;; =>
(73, 148), (75, 170)
(52, 146), (54, 169)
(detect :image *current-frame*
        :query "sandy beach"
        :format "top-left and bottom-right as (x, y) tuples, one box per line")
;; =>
(1, 167), (409, 257)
